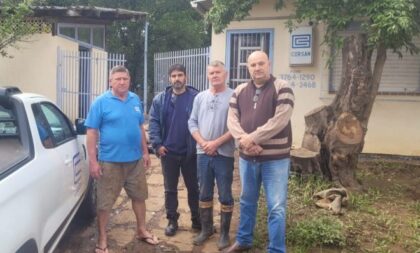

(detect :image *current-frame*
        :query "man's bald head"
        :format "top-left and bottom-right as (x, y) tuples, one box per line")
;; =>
(247, 51), (271, 86)
(248, 51), (269, 63)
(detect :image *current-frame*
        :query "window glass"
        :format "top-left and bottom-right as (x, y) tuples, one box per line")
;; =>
(57, 24), (105, 49)
(59, 26), (76, 39)
(92, 27), (104, 48)
(77, 27), (91, 44)
(32, 105), (53, 148)
(0, 101), (30, 175)
(39, 103), (75, 145)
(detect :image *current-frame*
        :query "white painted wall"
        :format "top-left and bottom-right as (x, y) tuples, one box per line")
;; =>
(0, 33), (77, 102)
(210, 0), (420, 156)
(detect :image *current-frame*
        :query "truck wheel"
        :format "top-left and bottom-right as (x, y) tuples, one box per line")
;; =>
(77, 177), (96, 224)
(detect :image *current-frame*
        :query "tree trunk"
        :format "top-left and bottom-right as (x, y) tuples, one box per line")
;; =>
(292, 34), (387, 191)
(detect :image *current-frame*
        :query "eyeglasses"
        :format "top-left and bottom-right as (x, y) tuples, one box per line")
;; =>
(208, 96), (218, 110)
(253, 88), (261, 109)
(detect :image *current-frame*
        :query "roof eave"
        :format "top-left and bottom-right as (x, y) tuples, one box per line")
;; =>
(30, 6), (148, 23)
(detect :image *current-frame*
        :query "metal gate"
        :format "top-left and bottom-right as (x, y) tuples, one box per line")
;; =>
(56, 48), (126, 121)
(154, 47), (210, 95)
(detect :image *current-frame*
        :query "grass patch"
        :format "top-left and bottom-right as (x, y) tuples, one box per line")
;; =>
(288, 174), (333, 210)
(410, 201), (420, 214)
(287, 216), (345, 250)
(349, 188), (380, 213)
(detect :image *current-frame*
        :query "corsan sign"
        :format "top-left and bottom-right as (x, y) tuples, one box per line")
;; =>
(289, 26), (313, 66)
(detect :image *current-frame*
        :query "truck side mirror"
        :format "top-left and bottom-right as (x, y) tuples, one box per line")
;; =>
(75, 118), (87, 135)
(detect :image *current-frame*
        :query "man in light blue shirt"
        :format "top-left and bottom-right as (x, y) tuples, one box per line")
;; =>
(188, 60), (235, 250)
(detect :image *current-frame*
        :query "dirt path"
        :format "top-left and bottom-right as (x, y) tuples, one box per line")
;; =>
(55, 155), (242, 253)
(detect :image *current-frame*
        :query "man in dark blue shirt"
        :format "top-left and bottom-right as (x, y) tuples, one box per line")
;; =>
(149, 64), (200, 236)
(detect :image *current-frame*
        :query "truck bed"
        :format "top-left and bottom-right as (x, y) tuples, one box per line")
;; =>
(0, 137), (27, 173)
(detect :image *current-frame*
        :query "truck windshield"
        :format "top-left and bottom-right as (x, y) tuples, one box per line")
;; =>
(0, 100), (30, 176)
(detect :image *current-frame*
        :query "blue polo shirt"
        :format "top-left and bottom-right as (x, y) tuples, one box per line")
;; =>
(85, 91), (144, 162)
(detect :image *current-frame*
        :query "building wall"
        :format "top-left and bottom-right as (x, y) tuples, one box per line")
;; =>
(211, 0), (420, 156)
(0, 33), (77, 102)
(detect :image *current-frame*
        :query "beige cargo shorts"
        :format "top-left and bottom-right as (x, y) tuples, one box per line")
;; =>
(96, 160), (148, 211)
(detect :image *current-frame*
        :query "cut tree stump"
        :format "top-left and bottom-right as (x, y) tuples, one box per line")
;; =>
(290, 147), (322, 175)
(325, 112), (364, 189)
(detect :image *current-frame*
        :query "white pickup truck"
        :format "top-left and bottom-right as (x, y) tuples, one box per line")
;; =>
(0, 86), (95, 253)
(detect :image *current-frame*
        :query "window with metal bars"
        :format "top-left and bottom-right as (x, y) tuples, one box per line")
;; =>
(226, 30), (273, 89)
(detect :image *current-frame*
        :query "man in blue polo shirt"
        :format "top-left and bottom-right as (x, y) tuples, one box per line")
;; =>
(85, 65), (158, 253)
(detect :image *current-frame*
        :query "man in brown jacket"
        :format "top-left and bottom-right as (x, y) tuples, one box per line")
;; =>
(225, 51), (294, 253)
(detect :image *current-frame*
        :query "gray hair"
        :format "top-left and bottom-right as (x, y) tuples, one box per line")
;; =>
(109, 65), (130, 76)
(208, 60), (225, 68)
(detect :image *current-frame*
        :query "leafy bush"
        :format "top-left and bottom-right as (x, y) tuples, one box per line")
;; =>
(287, 216), (345, 250)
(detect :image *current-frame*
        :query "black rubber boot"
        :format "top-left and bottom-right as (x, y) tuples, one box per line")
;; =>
(218, 211), (232, 250)
(192, 216), (201, 230)
(165, 219), (178, 236)
(193, 207), (214, 245)
(165, 213), (179, 236)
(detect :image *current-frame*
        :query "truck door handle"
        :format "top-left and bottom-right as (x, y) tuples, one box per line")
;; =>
(65, 159), (72, 165)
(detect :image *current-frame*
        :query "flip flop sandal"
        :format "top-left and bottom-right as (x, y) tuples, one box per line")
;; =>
(138, 234), (159, 245)
(95, 245), (108, 253)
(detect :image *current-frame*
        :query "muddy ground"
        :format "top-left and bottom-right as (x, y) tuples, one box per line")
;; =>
(54, 155), (420, 253)
(54, 156), (242, 253)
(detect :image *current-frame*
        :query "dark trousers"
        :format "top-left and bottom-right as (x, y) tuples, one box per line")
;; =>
(161, 153), (199, 220)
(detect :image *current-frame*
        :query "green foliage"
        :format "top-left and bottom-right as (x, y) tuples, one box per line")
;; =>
(0, 0), (39, 57)
(206, 0), (256, 33)
(150, 10), (207, 51)
(287, 216), (346, 250)
(366, 0), (420, 55)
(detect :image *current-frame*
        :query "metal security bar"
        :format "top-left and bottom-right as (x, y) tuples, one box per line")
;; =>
(154, 47), (210, 95)
(228, 32), (271, 89)
(56, 48), (125, 121)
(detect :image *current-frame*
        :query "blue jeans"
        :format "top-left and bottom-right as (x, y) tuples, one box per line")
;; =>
(236, 157), (290, 253)
(197, 154), (234, 205)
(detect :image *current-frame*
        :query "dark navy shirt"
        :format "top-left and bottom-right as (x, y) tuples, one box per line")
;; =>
(163, 92), (189, 155)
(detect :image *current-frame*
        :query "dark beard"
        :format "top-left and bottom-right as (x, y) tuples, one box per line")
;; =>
(172, 81), (185, 90)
